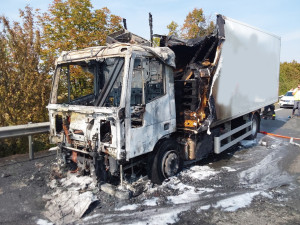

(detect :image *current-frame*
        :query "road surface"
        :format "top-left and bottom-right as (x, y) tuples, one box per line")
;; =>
(0, 105), (299, 224)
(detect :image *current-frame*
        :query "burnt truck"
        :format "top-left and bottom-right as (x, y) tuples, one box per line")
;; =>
(47, 15), (280, 185)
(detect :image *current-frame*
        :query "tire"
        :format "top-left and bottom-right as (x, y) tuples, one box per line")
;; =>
(148, 139), (183, 184)
(248, 113), (260, 140)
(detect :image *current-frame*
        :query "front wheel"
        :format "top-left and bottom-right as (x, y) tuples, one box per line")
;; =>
(148, 139), (183, 184)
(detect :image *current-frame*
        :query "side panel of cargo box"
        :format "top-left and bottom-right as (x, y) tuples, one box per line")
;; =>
(211, 16), (281, 125)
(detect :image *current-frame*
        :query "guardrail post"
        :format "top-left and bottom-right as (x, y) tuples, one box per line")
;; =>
(28, 122), (34, 160)
(0, 122), (50, 158)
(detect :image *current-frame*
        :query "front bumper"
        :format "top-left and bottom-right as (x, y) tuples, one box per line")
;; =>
(279, 101), (294, 107)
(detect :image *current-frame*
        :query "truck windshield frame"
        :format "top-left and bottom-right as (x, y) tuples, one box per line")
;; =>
(50, 57), (125, 107)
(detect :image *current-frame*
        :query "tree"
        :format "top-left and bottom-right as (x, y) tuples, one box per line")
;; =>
(0, 6), (51, 157)
(180, 8), (215, 39)
(0, 1), (123, 157)
(38, 0), (123, 102)
(279, 61), (300, 95)
(39, 0), (123, 72)
(206, 21), (215, 35)
(0, 6), (50, 126)
(167, 21), (179, 37)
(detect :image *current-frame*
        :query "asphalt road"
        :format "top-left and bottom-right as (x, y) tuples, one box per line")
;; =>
(0, 104), (299, 225)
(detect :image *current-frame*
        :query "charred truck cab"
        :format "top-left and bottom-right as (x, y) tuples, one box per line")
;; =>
(48, 15), (280, 185)
(48, 44), (178, 183)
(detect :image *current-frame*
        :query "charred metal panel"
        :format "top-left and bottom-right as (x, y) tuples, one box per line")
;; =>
(47, 104), (121, 157)
(55, 44), (175, 68)
(106, 29), (151, 46)
(126, 63), (176, 159)
(165, 30), (221, 132)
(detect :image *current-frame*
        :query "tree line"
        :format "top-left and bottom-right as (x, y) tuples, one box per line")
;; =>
(279, 61), (300, 95)
(0, 0), (299, 157)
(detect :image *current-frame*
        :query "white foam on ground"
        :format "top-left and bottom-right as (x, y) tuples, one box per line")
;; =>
(196, 205), (211, 212)
(143, 197), (158, 206)
(143, 165), (219, 205)
(214, 191), (265, 212)
(239, 148), (293, 189)
(222, 166), (237, 172)
(167, 187), (214, 205)
(83, 206), (191, 225)
(260, 191), (273, 199)
(60, 173), (95, 191)
(82, 213), (101, 221)
(163, 177), (214, 204)
(167, 191), (197, 204)
(115, 204), (139, 211)
(48, 179), (57, 189)
(131, 207), (189, 225)
(181, 165), (219, 180)
(36, 219), (53, 225)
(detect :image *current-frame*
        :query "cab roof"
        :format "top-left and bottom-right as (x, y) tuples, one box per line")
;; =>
(56, 43), (175, 68)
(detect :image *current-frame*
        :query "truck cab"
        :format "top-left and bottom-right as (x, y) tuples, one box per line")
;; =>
(48, 44), (179, 183)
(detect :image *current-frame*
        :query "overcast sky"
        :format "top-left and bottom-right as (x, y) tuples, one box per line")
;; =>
(1, 0), (299, 62)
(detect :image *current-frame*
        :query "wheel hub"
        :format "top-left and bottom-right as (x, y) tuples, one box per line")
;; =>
(161, 151), (179, 178)
(251, 117), (257, 136)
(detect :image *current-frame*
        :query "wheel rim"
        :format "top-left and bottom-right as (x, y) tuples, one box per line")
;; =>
(161, 150), (179, 178)
(251, 116), (257, 136)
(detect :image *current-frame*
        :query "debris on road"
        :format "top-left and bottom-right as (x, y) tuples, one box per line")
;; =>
(44, 171), (98, 225)
(240, 140), (257, 148)
(1, 173), (11, 178)
(49, 163), (63, 180)
(35, 162), (45, 171)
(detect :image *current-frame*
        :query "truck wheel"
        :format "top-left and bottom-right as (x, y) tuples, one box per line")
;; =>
(248, 113), (259, 139)
(148, 140), (182, 184)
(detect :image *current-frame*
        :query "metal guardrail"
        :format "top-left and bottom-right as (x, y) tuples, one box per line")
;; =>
(0, 122), (50, 160)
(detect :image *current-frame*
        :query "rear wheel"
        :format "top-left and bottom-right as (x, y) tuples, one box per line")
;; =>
(148, 139), (183, 184)
(248, 113), (259, 139)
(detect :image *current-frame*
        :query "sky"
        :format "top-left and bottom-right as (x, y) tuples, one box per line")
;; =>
(0, 0), (299, 63)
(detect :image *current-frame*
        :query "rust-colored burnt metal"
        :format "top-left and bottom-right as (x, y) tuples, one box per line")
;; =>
(106, 29), (151, 46)
(71, 151), (78, 163)
(162, 15), (225, 132)
(73, 130), (84, 135)
(62, 116), (71, 144)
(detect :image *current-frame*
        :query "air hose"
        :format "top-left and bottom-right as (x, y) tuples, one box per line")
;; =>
(260, 131), (300, 141)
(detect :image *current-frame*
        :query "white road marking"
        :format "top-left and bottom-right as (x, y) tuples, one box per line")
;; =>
(275, 108), (283, 112)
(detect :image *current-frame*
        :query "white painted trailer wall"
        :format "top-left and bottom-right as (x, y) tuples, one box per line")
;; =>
(211, 16), (281, 124)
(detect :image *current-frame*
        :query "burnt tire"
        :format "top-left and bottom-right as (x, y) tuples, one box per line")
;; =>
(248, 113), (260, 140)
(148, 139), (183, 185)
